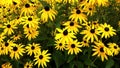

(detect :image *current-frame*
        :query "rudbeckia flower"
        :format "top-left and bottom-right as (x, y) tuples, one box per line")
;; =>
(69, 8), (87, 24)
(1, 62), (12, 68)
(66, 39), (82, 55)
(0, 33), (6, 42)
(80, 38), (89, 47)
(24, 61), (33, 68)
(21, 16), (40, 28)
(2, 40), (14, 55)
(108, 43), (120, 56)
(39, 5), (57, 22)
(0, 44), (5, 55)
(92, 41), (109, 61)
(63, 21), (81, 34)
(3, 21), (17, 35)
(55, 28), (76, 43)
(20, 2), (36, 16)
(83, 4), (96, 16)
(80, 26), (99, 42)
(54, 40), (66, 51)
(34, 50), (51, 68)
(97, 23), (116, 39)
(26, 43), (41, 56)
(9, 44), (25, 60)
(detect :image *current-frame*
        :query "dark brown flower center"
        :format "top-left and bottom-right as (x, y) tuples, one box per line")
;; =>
(27, 65), (29, 68)
(5, 43), (9, 47)
(90, 29), (95, 33)
(13, 1), (17, 5)
(71, 44), (75, 48)
(28, 17), (32, 21)
(25, 3), (30, 8)
(114, 46), (117, 49)
(89, 8), (92, 10)
(76, 10), (81, 14)
(84, 41), (87, 43)
(44, 6), (50, 11)
(63, 30), (68, 36)
(70, 22), (74, 26)
(59, 43), (62, 46)
(7, 24), (11, 28)
(31, 46), (35, 50)
(104, 27), (109, 31)
(100, 47), (104, 52)
(39, 55), (43, 59)
(13, 47), (18, 51)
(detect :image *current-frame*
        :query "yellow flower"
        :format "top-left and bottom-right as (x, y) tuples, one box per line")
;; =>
(97, 0), (109, 6)
(34, 50), (51, 68)
(2, 40), (14, 55)
(54, 40), (66, 51)
(0, 33), (6, 42)
(80, 38), (89, 47)
(66, 39), (82, 55)
(97, 23), (116, 39)
(0, 44), (5, 55)
(24, 29), (39, 40)
(39, 6), (57, 22)
(21, 16), (40, 28)
(63, 0), (79, 4)
(55, 28), (76, 43)
(80, 26), (99, 42)
(63, 21), (81, 34)
(9, 44), (25, 60)
(83, 4), (96, 16)
(3, 21), (17, 35)
(24, 61), (33, 68)
(69, 8), (87, 24)
(92, 41), (109, 61)
(26, 43), (41, 56)
(108, 43), (120, 56)
(1, 62), (12, 68)
(20, 2), (36, 16)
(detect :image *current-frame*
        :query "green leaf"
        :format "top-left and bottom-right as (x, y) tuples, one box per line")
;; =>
(67, 55), (75, 63)
(105, 59), (114, 68)
(84, 58), (96, 67)
(74, 61), (84, 68)
(52, 50), (65, 68)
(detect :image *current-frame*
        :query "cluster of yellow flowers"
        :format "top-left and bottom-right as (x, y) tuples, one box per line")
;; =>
(0, 0), (120, 68)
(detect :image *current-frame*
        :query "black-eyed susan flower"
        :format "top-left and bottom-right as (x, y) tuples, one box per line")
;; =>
(63, 0), (79, 4)
(66, 39), (82, 55)
(21, 16), (40, 28)
(9, 44), (25, 60)
(80, 26), (99, 42)
(26, 43), (41, 56)
(39, 5), (57, 22)
(24, 29), (39, 40)
(80, 38), (89, 47)
(20, 2), (36, 16)
(54, 40), (66, 51)
(24, 61), (33, 68)
(108, 43), (120, 56)
(2, 40), (14, 55)
(1, 62), (12, 68)
(3, 21), (17, 35)
(69, 7), (87, 23)
(0, 33), (6, 42)
(0, 44), (5, 55)
(55, 28), (76, 43)
(11, 33), (21, 41)
(83, 4), (96, 16)
(97, 0), (109, 6)
(34, 50), (51, 68)
(92, 41), (110, 61)
(97, 23), (116, 39)
(63, 21), (81, 34)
